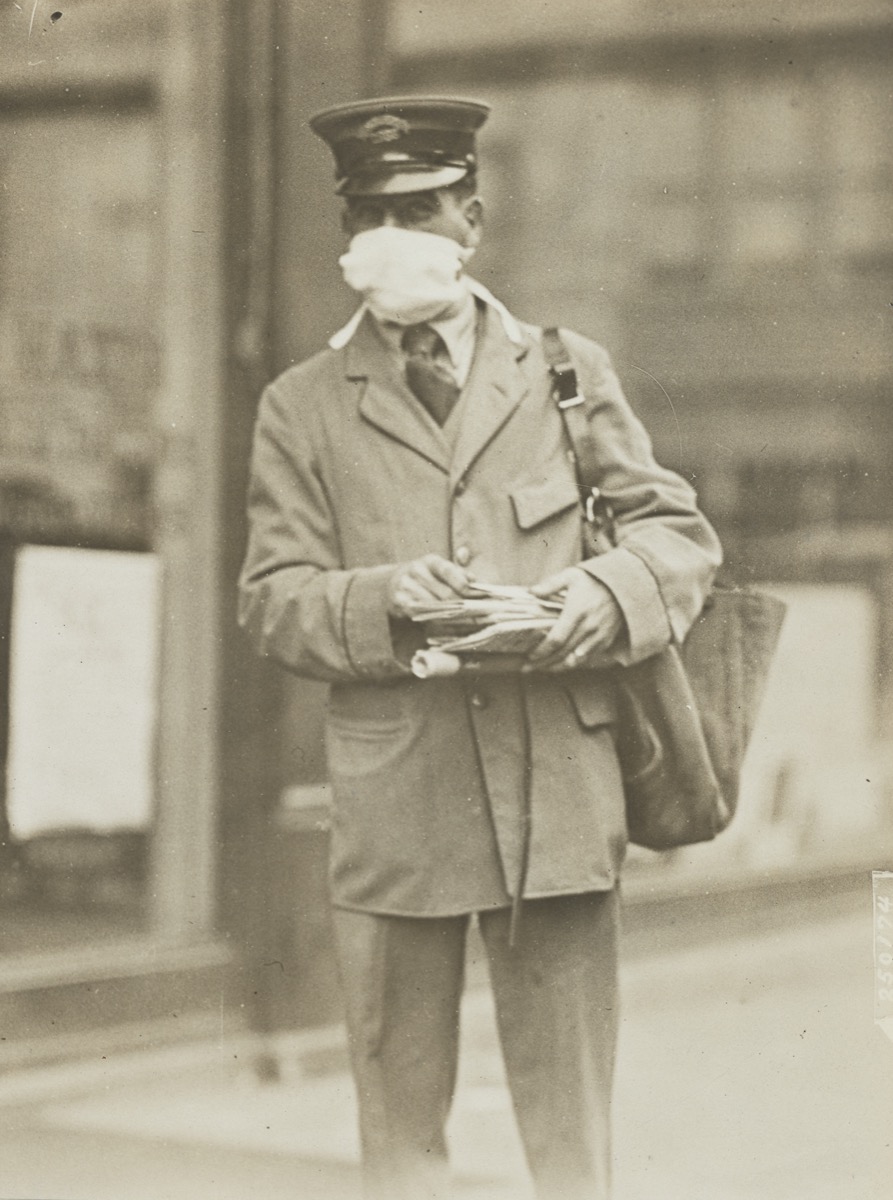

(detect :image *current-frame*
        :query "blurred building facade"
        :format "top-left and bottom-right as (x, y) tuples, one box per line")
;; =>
(388, 0), (893, 884)
(0, 0), (890, 1056)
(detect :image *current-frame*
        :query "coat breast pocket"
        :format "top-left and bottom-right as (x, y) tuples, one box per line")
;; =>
(509, 475), (581, 532)
(506, 472), (586, 582)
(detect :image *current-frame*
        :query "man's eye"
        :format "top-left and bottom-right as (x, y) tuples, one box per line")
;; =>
(356, 207), (382, 225)
(405, 203), (436, 223)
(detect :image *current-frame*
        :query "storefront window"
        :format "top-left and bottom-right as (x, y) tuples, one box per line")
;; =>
(0, 103), (162, 953)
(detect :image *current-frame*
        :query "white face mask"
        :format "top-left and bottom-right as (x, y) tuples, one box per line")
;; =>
(339, 226), (475, 325)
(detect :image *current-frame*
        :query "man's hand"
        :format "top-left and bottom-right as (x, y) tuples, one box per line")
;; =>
(524, 567), (624, 671)
(387, 554), (475, 620)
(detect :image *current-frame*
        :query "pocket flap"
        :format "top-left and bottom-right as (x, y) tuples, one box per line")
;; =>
(327, 681), (409, 728)
(563, 673), (618, 728)
(510, 476), (580, 530)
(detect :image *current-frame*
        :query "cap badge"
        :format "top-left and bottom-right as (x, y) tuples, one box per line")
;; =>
(356, 114), (411, 143)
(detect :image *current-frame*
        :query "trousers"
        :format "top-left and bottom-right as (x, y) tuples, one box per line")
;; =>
(332, 889), (620, 1200)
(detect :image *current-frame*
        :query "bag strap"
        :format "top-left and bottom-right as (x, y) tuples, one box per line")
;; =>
(542, 326), (615, 552)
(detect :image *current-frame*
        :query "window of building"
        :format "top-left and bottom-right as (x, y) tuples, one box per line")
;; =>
(827, 63), (893, 265)
(0, 106), (163, 955)
(635, 84), (708, 279)
(716, 70), (819, 275)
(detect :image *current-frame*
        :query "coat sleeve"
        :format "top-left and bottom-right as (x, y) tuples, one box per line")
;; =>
(237, 377), (409, 682)
(559, 330), (722, 665)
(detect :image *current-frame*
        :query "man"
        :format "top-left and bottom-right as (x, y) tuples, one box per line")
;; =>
(239, 96), (721, 1200)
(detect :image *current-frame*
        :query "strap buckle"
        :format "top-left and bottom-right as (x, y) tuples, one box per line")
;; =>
(551, 364), (585, 409)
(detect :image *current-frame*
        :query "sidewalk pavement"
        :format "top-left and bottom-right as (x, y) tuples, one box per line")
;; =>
(0, 905), (890, 1200)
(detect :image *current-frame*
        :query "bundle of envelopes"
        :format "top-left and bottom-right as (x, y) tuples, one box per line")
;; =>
(408, 582), (563, 677)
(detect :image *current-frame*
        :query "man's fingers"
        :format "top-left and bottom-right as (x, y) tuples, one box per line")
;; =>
(529, 570), (573, 599)
(550, 629), (609, 671)
(525, 625), (609, 673)
(398, 574), (445, 603)
(573, 627), (609, 658)
(413, 564), (461, 601)
(425, 555), (473, 594)
(525, 609), (585, 664)
(389, 554), (475, 617)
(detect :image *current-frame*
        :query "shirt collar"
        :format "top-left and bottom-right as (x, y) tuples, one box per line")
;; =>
(428, 291), (477, 368)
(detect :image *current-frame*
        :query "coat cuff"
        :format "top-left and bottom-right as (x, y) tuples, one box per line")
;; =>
(580, 546), (671, 664)
(342, 564), (402, 676)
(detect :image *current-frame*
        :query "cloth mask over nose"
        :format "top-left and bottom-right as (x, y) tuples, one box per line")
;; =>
(339, 226), (475, 325)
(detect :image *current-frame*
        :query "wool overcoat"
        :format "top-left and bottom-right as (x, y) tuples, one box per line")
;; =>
(238, 303), (721, 916)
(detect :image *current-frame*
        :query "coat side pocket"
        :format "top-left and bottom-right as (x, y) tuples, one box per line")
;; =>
(562, 671), (618, 728)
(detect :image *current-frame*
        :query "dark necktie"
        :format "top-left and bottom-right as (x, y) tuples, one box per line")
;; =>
(401, 323), (461, 426)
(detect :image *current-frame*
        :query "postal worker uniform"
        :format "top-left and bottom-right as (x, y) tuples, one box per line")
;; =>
(239, 95), (722, 1200)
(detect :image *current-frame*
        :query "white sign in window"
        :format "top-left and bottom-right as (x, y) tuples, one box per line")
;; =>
(6, 545), (160, 840)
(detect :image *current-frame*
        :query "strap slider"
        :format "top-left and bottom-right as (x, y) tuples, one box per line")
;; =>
(557, 393), (585, 409)
(584, 487), (602, 525)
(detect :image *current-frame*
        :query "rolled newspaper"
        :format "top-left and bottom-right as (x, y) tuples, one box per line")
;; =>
(411, 649), (463, 679)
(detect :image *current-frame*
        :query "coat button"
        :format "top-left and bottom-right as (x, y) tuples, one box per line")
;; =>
(455, 546), (471, 567)
(454, 478), (467, 496)
(470, 690), (489, 709)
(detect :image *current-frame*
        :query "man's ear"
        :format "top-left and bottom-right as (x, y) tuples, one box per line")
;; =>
(463, 196), (483, 247)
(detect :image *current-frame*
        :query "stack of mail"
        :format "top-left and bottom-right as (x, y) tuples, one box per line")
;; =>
(408, 582), (562, 677)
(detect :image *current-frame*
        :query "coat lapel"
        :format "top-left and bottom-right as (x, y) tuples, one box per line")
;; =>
(449, 304), (531, 487)
(345, 312), (451, 474)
